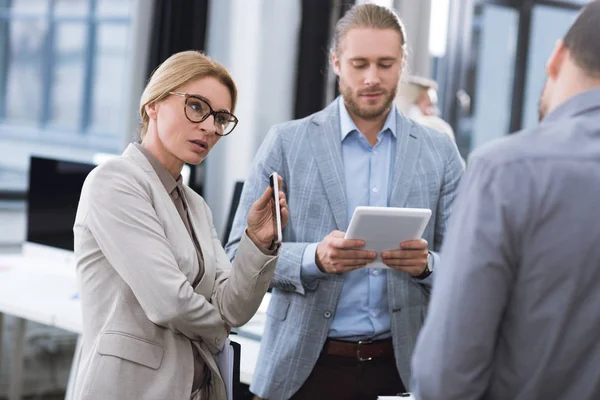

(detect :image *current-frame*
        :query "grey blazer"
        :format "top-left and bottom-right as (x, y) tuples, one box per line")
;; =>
(72, 144), (278, 400)
(225, 99), (465, 399)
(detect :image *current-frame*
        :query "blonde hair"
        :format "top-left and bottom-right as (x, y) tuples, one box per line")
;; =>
(139, 51), (237, 138)
(395, 76), (437, 114)
(331, 3), (407, 56)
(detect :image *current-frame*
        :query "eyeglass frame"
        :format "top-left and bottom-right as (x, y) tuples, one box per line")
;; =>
(168, 92), (239, 136)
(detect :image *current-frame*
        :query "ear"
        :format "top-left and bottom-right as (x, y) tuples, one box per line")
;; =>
(145, 102), (158, 121)
(331, 52), (341, 76)
(546, 39), (567, 81)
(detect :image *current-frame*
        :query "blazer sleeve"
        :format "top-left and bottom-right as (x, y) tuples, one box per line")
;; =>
(435, 136), (465, 254)
(200, 197), (278, 328)
(83, 160), (228, 351)
(418, 134), (465, 288)
(224, 125), (314, 295)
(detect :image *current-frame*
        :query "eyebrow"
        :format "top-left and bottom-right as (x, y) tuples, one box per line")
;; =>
(349, 57), (398, 62)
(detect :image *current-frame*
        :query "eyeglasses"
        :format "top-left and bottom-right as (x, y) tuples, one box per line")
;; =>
(169, 92), (238, 136)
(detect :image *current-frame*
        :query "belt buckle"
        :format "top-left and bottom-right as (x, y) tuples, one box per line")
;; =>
(356, 340), (373, 362)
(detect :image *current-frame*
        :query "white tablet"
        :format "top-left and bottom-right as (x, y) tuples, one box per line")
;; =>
(345, 206), (432, 269)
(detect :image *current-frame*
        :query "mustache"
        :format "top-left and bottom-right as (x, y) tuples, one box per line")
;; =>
(358, 87), (387, 95)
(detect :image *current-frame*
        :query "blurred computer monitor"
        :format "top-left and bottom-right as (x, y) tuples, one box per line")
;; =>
(26, 153), (192, 253)
(26, 156), (96, 252)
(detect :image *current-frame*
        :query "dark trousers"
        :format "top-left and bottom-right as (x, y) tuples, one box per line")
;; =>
(290, 351), (406, 400)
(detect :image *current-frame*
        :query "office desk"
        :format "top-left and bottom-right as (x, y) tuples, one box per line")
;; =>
(0, 253), (80, 400)
(0, 250), (268, 399)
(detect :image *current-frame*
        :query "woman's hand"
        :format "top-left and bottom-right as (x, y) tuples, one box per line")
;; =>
(246, 175), (289, 252)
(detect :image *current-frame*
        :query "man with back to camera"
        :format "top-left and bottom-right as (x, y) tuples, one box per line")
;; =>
(411, 2), (600, 399)
(225, 4), (464, 400)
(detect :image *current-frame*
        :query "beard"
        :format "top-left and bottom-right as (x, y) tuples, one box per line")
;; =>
(538, 79), (550, 122)
(340, 81), (397, 120)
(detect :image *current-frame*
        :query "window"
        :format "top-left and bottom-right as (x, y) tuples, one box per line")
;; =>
(0, 0), (132, 150)
(522, 5), (579, 129)
(469, 5), (519, 151)
(541, 0), (590, 5)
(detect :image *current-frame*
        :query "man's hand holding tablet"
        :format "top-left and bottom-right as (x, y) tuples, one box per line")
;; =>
(381, 238), (430, 277)
(315, 230), (378, 274)
(339, 206), (433, 278)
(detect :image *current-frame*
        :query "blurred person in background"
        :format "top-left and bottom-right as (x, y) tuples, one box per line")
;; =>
(226, 4), (464, 400)
(72, 51), (288, 400)
(396, 76), (465, 167)
(412, 2), (600, 399)
(395, 75), (456, 143)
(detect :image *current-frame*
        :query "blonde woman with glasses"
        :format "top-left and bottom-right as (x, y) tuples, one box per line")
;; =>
(72, 51), (288, 400)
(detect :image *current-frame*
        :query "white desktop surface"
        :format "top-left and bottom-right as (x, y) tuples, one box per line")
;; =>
(0, 248), (267, 393)
(0, 252), (412, 398)
(0, 254), (80, 332)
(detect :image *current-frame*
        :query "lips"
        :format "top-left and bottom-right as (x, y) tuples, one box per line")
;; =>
(360, 91), (384, 99)
(189, 139), (208, 151)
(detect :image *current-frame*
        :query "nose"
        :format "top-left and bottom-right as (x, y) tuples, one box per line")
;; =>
(364, 64), (381, 87)
(198, 114), (217, 135)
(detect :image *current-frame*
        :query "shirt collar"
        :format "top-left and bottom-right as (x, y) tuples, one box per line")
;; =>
(542, 88), (600, 124)
(339, 97), (397, 141)
(134, 142), (180, 195)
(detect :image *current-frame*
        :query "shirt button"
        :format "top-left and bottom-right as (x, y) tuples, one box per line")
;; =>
(372, 187), (379, 193)
(323, 311), (332, 319)
(370, 310), (379, 318)
(371, 269), (380, 276)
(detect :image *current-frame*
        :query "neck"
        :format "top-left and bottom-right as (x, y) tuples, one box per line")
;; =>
(548, 65), (600, 115)
(141, 131), (183, 179)
(348, 107), (391, 146)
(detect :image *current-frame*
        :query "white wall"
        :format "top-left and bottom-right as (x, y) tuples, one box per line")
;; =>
(394, 0), (432, 78)
(204, 0), (301, 238)
(123, 0), (155, 146)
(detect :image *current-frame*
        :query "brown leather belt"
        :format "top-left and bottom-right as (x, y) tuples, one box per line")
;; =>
(323, 338), (394, 362)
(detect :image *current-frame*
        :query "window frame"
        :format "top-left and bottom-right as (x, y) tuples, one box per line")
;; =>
(0, 0), (131, 152)
(441, 0), (588, 142)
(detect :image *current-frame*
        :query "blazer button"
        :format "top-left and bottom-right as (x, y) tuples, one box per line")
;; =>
(323, 311), (332, 319)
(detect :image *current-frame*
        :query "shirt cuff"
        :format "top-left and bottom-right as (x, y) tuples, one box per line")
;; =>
(300, 242), (327, 283)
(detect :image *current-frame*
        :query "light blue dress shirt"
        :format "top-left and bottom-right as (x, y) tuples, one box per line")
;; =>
(301, 98), (397, 340)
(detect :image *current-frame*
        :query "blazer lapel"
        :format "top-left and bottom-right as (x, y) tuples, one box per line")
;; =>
(124, 144), (190, 230)
(123, 143), (154, 173)
(124, 145), (211, 294)
(308, 100), (348, 231)
(389, 111), (421, 207)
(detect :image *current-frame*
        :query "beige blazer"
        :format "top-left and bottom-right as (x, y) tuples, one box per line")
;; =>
(71, 144), (277, 400)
